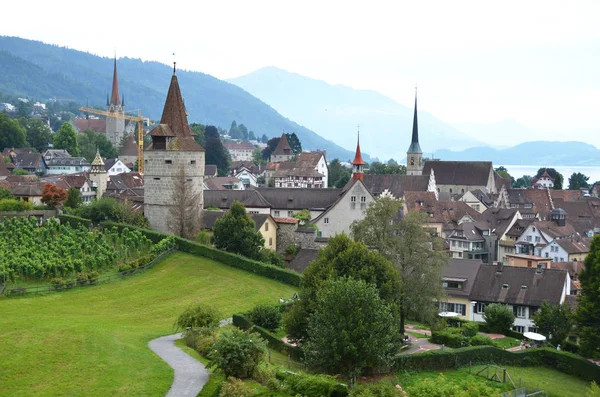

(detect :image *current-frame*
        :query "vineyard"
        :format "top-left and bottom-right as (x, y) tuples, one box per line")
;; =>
(0, 217), (154, 282)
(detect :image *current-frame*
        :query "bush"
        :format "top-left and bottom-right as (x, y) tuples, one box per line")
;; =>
(232, 314), (303, 360)
(0, 199), (33, 211)
(277, 372), (347, 397)
(407, 374), (498, 397)
(563, 340), (580, 354)
(75, 273), (89, 285)
(462, 322), (479, 338)
(175, 303), (221, 332)
(198, 372), (226, 397)
(349, 381), (406, 397)
(218, 377), (252, 397)
(58, 214), (92, 229)
(285, 243), (300, 255)
(483, 303), (515, 334)
(50, 277), (66, 290)
(260, 249), (285, 268)
(470, 335), (494, 346)
(430, 328), (464, 347)
(253, 363), (281, 391)
(250, 304), (283, 332)
(210, 328), (267, 378)
(195, 230), (212, 246)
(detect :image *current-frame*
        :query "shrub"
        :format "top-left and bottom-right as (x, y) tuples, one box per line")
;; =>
(430, 329), (467, 348)
(563, 340), (580, 354)
(76, 273), (89, 285)
(349, 381), (406, 397)
(0, 199), (34, 211)
(175, 303), (221, 332)
(278, 372), (347, 397)
(260, 249), (285, 268)
(194, 231), (212, 246)
(470, 335), (494, 346)
(210, 328), (267, 378)
(58, 214), (92, 229)
(232, 314), (303, 360)
(218, 377), (252, 397)
(483, 303), (515, 334)
(285, 243), (300, 255)
(50, 277), (66, 290)
(253, 363), (281, 391)
(407, 374), (498, 397)
(198, 372), (226, 397)
(195, 333), (218, 357)
(462, 322), (479, 338)
(250, 304), (282, 332)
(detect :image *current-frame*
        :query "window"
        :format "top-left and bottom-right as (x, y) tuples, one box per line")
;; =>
(528, 326), (538, 333)
(513, 326), (525, 333)
(474, 302), (486, 314)
(502, 283), (509, 289)
(535, 236), (540, 243)
(351, 196), (356, 202)
(265, 223), (269, 231)
(526, 236), (532, 242)
(165, 160), (172, 164)
(554, 257), (558, 262)
(274, 210), (280, 217)
(516, 306), (527, 318)
(269, 237), (272, 246)
(445, 281), (463, 289)
(360, 196), (366, 203)
(153, 177), (160, 180)
(190, 160), (196, 165)
(288, 211), (293, 217)
(324, 217), (329, 224)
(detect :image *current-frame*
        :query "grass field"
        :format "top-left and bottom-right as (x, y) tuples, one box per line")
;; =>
(398, 365), (592, 397)
(0, 252), (295, 397)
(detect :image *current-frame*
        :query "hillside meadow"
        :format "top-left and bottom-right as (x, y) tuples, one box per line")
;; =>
(0, 252), (296, 397)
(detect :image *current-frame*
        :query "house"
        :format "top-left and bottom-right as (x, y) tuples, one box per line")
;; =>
(539, 237), (590, 263)
(422, 161), (497, 194)
(270, 133), (294, 163)
(515, 214), (578, 256)
(118, 134), (138, 166)
(469, 264), (570, 333)
(205, 164), (218, 178)
(43, 149), (71, 162)
(229, 161), (260, 188)
(447, 222), (495, 263)
(104, 172), (144, 211)
(45, 157), (91, 175)
(41, 174), (96, 204)
(204, 176), (245, 190)
(223, 141), (255, 162)
(438, 259), (483, 320)
(361, 173), (437, 200)
(458, 190), (490, 213)
(201, 210), (278, 250)
(499, 188), (553, 220)
(11, 152), (46, 175)
(551, 261), (584, 295)
(0, 154), (15, 176)
(268, 151), (328, 189)
(532, 172), (554, 190)
(104, 159), (131, 176)
(505, 254), (550, 269)
(11, 183), (44, 205)
(70, 117), (107, 134)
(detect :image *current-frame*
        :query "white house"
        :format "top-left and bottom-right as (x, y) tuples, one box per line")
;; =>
(532, 172), (554, 189)
(45, 157), (91, 175)
(104, 159), (131, 176)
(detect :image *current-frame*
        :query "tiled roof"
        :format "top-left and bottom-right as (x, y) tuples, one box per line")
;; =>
(203, 188), (341, 211)
(551, 261), (584, 280)
(41, 174), (90, 189)
(551, 190), (582, 202)
(205, 177), (242, 190)
(422, 161), (492, 186)
(223, 142), (255, 151)
(274, 217), (299, 224)
(71, 118), (107, 133)
(242, 190), (272, 207)
(273, 168), (324, 178)
(555, 238), (590, 254)
(470, 264), (568, 306)
(119, 134), (138, 157)
(230, 161), (261, 175)
(13, 153), (42, 169)
(288, 248), (319, 273)
(204, 164), (218, 177)
(533, 220), (577, 239)
(46, 157), (89, 166)
(2, 147), (32, 156)
(360, 174), (430, 198)
(272, 133), (293, 156)
(201, 210), (272, 231)
(296, 152), (325, 168)
(106, 172), (144, 191)
(11, 183), (43, 196)
(481, 207), (520, 237)
(443, 259), (483, 297)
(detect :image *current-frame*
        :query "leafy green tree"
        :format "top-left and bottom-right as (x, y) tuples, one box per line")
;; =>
(249, 303), (282, 331)
(576, 235), (600, 358)
(238, 124), (249, 140)
(248, 130), (256, 141)
(483, 303), (515, 334)
(64, 187), (82, 209)
(284, 233), (400, 343)
(262, 137), (280, 160)
(16, 100), (33, 118)
(304, 278), (399, 379)
(212, 201), (264, 260)
(0, 186), (12, 200)
(190, 122), (205, 147)
(351, 200), (448, 332)
(260, 134), (268, 144)
(228, 120), (240, 139)
(328, 158), (352, 188)
(252, 148), (265, 167)
(53, 122), (79, 156)
(536, 168), (563, 190)
(495, 166), (515, 186)
(24, 119), (52, 152)
(210, 328), (266, 378)
(12, 169), (29, 176)
(74, 197), (148, 227)
(568, 172), (590, 190)
(174, 303), (221, 332)
(367, 161), (406, 175)
(0, 112), (27, 151)
(532, 301), (573, 346)
(285, 132), (302, 154)
(204, 125), (231, 175)
(514, 175), (533, 188)
(77, 128), (117, 161)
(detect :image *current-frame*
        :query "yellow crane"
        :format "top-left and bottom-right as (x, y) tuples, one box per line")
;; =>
(78, 107), (146, 174)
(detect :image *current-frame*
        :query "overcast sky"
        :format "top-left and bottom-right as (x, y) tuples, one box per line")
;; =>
(2, 0), (599, 144)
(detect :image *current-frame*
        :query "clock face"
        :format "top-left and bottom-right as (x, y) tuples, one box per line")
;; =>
(410, 157), (415, 166)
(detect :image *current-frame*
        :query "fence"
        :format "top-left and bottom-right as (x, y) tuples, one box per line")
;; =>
(1, 249), (174, 297)
(502, 387), (548, 397)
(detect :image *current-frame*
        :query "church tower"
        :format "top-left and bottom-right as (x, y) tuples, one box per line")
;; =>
(106, 57), (126, 147)
(351, 128), (365, 182)
(144, 64), (205, 235)
(406, 88), (423, 176)
(89, 149), (108, 199)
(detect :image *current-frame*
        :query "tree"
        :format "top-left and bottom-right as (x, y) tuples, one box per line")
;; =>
(284, 233), (400, 343)
(210, 328), (266, 378)
(0, 186), (12, 200)
(238, 124), (249, 141)
(495, 166), (514, 185)
(536, 168), (563, 190)
(16, 100), (33, 118)
(260, 134), (268, 144)
(190, 123), (205, 147)
(77, 129), (117, 162)
(204, 125), (231, 175)
(304, 278), (399, 379)
(53, 122), (79, 156)
(351, 200), (448, 332)
(513, 175), (533, 188)
(568, 172), (590, 190)
(228, 120), (240, 139)
(483, 303), (515, 334)
(248, 130), (256, 141)
(24, 119), (52, 152)
(328, 159), (352, 188)
(12, 169), (29, 176)
(41, 183), (68, 208)
(576, 235), (600, 358)
(249, 303), (282, 332)
(174, 303), (221, 332)
(64, 187), (82, 209)
(367, 161), (406, 175)
(167, 167), (202, 239)
(285, 132), (302, 154)
(532, 301), (573, 346)
(213, 201), (264, 260)
(252, 148), (266, 167)
(0, 112), (27, 151)
(262, 137), (280, 160)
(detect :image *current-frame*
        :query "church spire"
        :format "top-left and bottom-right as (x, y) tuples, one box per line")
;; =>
(352, 126), (365, 181)
(407, 86), (421, 154)
(110, 56), (121, 106)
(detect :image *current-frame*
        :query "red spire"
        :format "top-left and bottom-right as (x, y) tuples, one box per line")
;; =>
(352, 128), (365, 182)
(110, 57), (121, 106)
(352, 130), (366, 166)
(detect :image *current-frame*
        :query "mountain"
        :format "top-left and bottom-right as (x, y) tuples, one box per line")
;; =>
(451, 119), (537, 147)
(434, 141), (600, 166)
(228, 66), (483, 160)
(0, 36), (357, 160)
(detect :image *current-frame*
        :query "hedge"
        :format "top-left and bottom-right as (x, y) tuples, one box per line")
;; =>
(394, 346), (600, 383)
(58, 214), (93, 228)
(102, 221), (302, 287)
(233, 314), (304, 360)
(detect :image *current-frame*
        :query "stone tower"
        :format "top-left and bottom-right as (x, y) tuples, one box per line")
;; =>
(351, 128), (365, 182)
(271, 132), (294, 163)
(144, 66), (205, 234)
(89, 149), (108, 199)
(406, 88), (423, 176)
(106, 57), (126, 147)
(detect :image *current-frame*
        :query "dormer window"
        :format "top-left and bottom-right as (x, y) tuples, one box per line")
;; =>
(502, 283), (509, 289)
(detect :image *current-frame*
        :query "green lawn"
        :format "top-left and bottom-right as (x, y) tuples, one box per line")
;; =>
(398, 365), (592, 397)
(491, 336), (522, 349)
(0, 252), (295, 397)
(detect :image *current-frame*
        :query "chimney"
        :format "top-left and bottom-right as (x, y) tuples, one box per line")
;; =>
(496, 262), (504, 273)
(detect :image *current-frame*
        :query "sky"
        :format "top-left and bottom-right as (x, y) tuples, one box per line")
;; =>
(2, 0), (600, 145)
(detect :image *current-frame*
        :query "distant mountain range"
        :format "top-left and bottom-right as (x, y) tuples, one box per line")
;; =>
(433, 141), (600, 166)
(450, 119), (538, 147)
(228, 66), (483, 160)
(0, 36), (357, 160)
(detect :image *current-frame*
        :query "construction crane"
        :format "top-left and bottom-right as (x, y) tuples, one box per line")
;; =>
(78, 107), (146, 174)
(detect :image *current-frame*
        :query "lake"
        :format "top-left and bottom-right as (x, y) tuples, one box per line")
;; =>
(501, 165), (600, 183)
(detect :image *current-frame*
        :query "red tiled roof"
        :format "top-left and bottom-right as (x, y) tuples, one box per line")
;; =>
(71, 118), (107, 133)
(274, 217), (299, 224)
(272, 133), (292, 156)
(352, 135), (366, 166)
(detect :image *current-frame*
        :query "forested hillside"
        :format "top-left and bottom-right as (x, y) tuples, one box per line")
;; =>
(0, 36), (357, 160)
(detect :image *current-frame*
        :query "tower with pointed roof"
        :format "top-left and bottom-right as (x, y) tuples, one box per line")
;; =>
(144, 65), (205, 234)
(105, 57), (126, 147)
(406, 88), (423, 176)
(351, 128), (365, 182)
(271, 132), (294, 163)
(89, 149), (108, 199)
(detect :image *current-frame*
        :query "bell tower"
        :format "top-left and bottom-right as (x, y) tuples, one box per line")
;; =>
(351, 126), (365, 182)
(106, 56), (126, 147)
(406, 87), (423, 176)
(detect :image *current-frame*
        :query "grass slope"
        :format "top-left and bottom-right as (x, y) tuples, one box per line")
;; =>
(0, 252), (295, 397)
